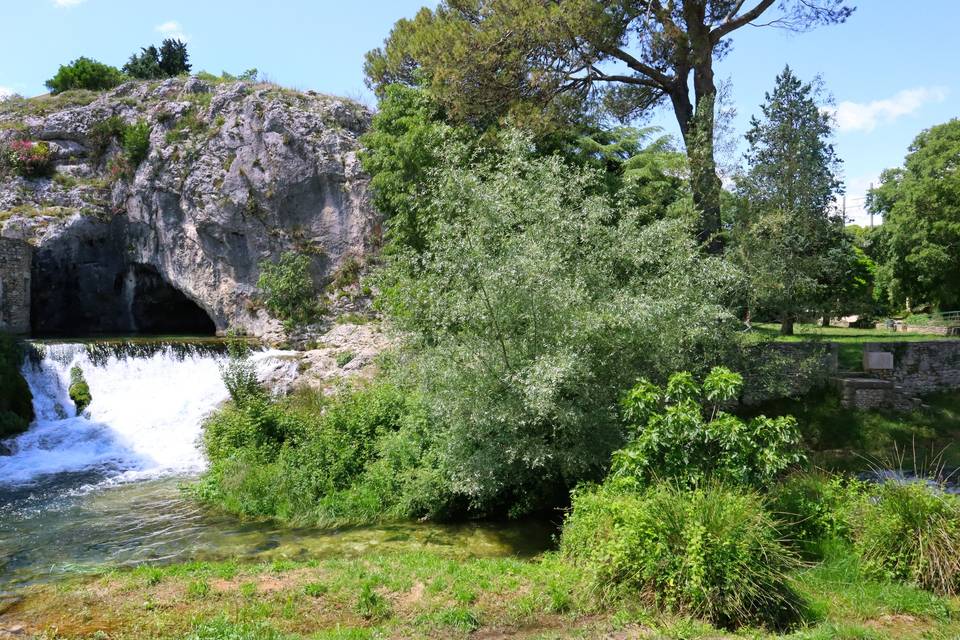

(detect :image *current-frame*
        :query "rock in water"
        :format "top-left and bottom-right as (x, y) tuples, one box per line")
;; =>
(0, 79), (380, 341)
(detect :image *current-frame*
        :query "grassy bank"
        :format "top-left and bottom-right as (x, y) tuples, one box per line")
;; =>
(752, 323), (960, 370)
(6, 544), (959, 639)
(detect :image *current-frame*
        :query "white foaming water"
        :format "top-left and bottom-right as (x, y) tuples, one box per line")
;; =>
(0, 343), (229, 487)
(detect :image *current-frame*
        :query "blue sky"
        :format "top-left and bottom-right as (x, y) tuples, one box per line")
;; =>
(2, 1), (957, 225)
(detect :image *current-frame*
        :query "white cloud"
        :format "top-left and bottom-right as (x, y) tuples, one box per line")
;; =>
(828, 87), (948, 133)
(0, 87), (14, 100)
(155, 20), (189, 42)
(52, 0), (86, 7)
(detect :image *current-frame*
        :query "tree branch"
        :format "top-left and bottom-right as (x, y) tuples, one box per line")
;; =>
(596, 46), (674, 88)
(710, 0), (776, 42)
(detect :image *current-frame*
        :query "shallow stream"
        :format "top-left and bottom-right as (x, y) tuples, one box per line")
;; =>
(0, 340), (551, 597)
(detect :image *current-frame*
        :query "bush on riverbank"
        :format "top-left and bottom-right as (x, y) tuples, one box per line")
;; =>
(195, 379), (444, 525)
(561, 481), (803, 630)
(850, 480), (960, 595)
(0, 334), (32, 438)
(767, 471), (865, 559)
(613, 367), (805, 488)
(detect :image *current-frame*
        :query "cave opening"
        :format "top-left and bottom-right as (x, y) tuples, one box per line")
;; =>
(128, 264), (216, 335)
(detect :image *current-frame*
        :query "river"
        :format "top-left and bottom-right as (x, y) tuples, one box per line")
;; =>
(0, 340), (551, 598)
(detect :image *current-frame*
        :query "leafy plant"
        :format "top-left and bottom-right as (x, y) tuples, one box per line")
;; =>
(0, 334), (31, 438)
(257, 252), (322, 328)
(613, 367), (805, 488)
(45, 57), (125, 93)
(355, 582), (391, 620)
(1, 140), (53, 178)
(87, 116), (127, 165)
(376, 134), (742, 516)
(767, 472), (866, 558)
(122, 119), (151, 166)
(560, 482), (803, 630)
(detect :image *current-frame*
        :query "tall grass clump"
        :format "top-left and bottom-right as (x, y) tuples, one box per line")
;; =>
(561, 482), (802, 630)
(850, 480), (960, 596)
(768, 472), (865, 559)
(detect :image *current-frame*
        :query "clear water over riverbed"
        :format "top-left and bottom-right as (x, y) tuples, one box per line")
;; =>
(0, 341), (552, 595)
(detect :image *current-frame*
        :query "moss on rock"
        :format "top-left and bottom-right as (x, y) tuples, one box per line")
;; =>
(69, 365), (92, 415)
(0, 334), (33, 438)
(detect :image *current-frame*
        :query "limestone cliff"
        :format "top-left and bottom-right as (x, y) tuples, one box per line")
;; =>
(0, 77), (379, 340)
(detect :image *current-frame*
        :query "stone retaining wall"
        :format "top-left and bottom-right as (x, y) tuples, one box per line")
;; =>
(0, 238), (30, 334)
(863, 341), (960, 397)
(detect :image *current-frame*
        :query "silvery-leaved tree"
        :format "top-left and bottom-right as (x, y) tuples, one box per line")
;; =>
(365, 0), (855, 251)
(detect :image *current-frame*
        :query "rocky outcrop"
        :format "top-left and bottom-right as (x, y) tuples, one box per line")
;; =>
(0, 78), (379, 340)
(256, 321), (392, 395)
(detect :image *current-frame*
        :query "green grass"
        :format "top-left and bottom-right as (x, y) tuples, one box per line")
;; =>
(7, 545), (960, 639)
(752, 323), (960, 370)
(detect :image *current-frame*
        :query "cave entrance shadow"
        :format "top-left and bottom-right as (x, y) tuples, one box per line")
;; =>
(127, 265), (216, 336)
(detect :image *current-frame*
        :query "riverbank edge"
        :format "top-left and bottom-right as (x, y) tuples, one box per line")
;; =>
(4, 543), (960, 640)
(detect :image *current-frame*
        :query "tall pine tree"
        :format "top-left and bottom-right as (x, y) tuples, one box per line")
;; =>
(732, 66), (847, 335)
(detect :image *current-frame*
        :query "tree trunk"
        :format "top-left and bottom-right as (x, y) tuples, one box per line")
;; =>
(821, 315), (831, 327)
(669, 60), (723, 253)
(780, 316), (795, 336)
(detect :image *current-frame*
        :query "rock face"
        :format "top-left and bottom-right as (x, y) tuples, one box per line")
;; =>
(0, 78), (379, 340)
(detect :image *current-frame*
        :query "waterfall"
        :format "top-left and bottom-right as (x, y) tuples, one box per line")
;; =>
(0, 342), (230, 487)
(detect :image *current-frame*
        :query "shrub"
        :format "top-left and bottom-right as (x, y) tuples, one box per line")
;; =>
(69, 365), (92, 414)
(850, 480), (960, 595)
(561, 482), (803, 630)
(196, 380), (428, 525)
(257, 252), (322, 328)
(767, 472), (865, 558)
(612, 367), (805, 488)
(2, 140), (54, 178)
(45, 57), (125, 94)
(88, 116), (127, 165)
(123, 119), (151, 166)
(377, 134), (743, 516)
(218, 346), (263, 409)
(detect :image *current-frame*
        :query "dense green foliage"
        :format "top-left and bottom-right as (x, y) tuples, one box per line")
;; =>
(122, 119), (151, 166)
(850, 481), (960, 596)
(359, 85), (450, 252)
(377, 135), (742, 515)
(869, 119), (960, 310)
(613, 367), (805, 488)
(87, 115), (127, 165)
(45, 57), (125, 94)
(768, 472), (865, 558)
(365, 1), (852, 246)
(0, 335), (32, 438)
(123, 39), (192, 79)
(561, 482), (802, 630)
(256, 252), (322, 328)
(731, 67), (852, 333)
(68, 365), (92, 415)
(196, 377), (435, 525)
